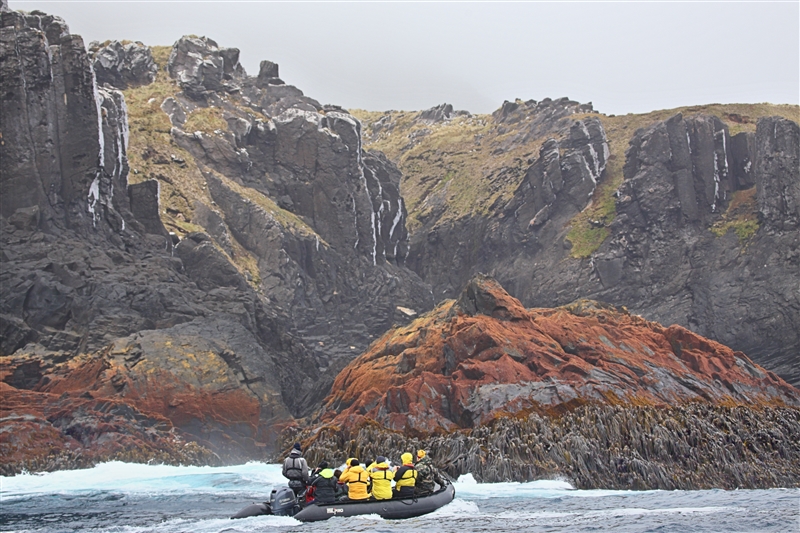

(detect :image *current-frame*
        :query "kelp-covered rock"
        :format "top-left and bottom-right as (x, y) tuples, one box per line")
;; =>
(289, 403), (800, 489)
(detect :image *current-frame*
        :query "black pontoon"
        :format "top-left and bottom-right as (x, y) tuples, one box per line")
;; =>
(232, 481), (455, 522)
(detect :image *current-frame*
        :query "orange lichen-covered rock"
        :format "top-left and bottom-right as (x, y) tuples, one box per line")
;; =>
(0, 337), (277, 472)
(321, 275), (798, 434)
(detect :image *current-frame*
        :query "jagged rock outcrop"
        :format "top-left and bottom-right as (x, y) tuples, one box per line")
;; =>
(0, 8), (432, 470)
(417, 103), (469, 124)
(319, 275), (798, 433)
(256, 59), (282, 87)
(291, 275), (800, 489)
(89, 40), (157, 89)
(585, 115), (800, 385)
(756, 117), (799, 230)
(167, 35), (244, 99)
(157, 35), (433, 380)
(510, 117), (609, 231)
(405, 112), (609, 298)
(0, 8), (131, 237)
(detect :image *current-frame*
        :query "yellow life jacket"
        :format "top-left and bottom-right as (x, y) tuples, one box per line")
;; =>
(339, 465), (371, 500)
(368, 462), (394, 500)
(394, 464), (417, 490)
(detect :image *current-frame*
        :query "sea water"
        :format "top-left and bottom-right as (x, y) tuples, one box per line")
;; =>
(1, 462), (797, 532)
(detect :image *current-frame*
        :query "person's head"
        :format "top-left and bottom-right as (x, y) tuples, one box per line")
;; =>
(293, 442), (302, 452)
(350, 458), (360, 467)
(333, 469), (342, 479)
(401, 452), (413, 465)
(376, 456), (387, 464)
(417, 449), (426, 460)
(318, 461), (328, 469)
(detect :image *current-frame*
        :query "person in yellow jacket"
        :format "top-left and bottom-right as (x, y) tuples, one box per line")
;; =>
(366, 456), (394, 500)
(393, 452), (417, 498)
(338, 458), (371, 500)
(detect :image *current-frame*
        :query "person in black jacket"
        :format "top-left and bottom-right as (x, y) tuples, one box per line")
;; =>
(309, 466), (340, 504)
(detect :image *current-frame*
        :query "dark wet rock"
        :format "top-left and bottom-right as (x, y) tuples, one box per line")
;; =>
(174, 233), (246, 291)
(417, 103), (469, 124)
(167, 36), (245, 99)
(89, 40), (157, 89)
(509, 116), (609, 232)
(256, 59), (282, 88)
(128, 180), (169, 236)
(756, 117), (799, 230)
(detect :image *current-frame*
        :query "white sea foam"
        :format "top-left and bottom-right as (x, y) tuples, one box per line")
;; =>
(0, 461), (283, 500)
(0, 462), (792, 533)
(428, 498), (481, 517)
(98, 514), (299, 533)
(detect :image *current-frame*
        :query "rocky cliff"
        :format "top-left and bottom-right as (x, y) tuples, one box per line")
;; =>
(293, 275), (800, 489)
(0, 6), (431, 471)
(1, 3), (798, 482)
(354, 101), (800, 387)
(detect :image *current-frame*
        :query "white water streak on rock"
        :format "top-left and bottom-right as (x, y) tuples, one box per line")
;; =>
(712, 153), (720, 212)
(389, 197), (404, 240)
(92, 70), (105, 167)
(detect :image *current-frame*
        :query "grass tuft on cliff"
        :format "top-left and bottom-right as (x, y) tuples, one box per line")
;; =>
(710, 187), (760, 244)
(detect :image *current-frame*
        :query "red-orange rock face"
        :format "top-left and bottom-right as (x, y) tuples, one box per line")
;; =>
(322, 275), (799, 434)
(0, 343), (274, 473)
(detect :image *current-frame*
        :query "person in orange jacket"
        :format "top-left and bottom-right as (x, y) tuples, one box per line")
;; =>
(393, 452), (417, 498)
(338, 458), (371, 500)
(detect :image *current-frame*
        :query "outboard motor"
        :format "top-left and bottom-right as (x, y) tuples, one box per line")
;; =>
(269, 486), (301, 517)
(231, 485), (302, 519)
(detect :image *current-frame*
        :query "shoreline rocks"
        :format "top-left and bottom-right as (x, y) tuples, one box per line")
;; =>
(288, 403), (800, 489)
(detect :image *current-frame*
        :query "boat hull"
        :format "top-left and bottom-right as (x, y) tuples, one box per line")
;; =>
(294, 482), (456, 522)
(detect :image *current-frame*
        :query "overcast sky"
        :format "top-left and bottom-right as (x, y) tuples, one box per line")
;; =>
(11, 1), (800, 116)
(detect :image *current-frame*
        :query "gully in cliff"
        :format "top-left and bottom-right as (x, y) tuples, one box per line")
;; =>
(231, 480), (455, 522)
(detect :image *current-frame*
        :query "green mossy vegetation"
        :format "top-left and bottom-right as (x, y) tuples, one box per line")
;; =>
(183, 106), (228, 133)
(122, 45), (287, 288)
(351, 109), (543, 232)
(710, 187), (760, 244)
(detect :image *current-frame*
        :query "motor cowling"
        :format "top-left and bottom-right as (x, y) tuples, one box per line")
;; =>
(269, 486), (300, 516)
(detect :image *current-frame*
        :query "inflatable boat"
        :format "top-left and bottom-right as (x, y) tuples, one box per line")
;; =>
(232, 481), (455, 522)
